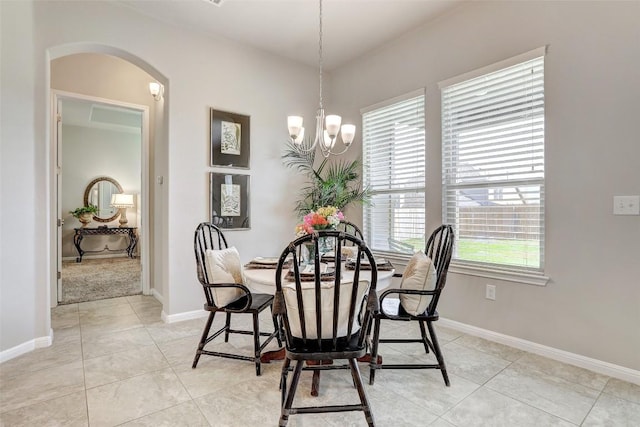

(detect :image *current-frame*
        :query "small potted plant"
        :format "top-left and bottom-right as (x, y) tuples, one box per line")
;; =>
(70, 204), (98, 227)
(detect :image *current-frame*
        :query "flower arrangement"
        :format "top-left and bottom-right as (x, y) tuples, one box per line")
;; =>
(295, 206), (344, 237)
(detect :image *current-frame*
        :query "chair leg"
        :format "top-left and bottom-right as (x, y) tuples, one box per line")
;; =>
(279, 360), (304, 427)
(253, 311), (261, 376)
(224, 312), (232, 342)
(419, 320), (430, 354)
(349, 358), (375, 427)
(280, 358), (291, 393)
(369, 317), (381, 385)
(270, 305), (282, 347)
(364, 313), (374, 347)
(426, 321), (450, 386)
(192, 311), (215, 369)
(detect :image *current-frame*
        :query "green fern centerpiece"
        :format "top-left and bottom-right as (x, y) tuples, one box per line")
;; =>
(282, 140), (370, 218)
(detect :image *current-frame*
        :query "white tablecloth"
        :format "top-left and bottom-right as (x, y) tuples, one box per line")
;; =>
(243, 263), (395, 295)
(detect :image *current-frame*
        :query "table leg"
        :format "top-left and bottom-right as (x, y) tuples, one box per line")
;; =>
(307, 356), (380, 397)
(260, 348), (286, 363)
(356, 353), (383, 364)
(127, 229), (139, 258)
(307, 360), (333, 397)
(311, 371), (320, 397)
(73, 231), (84, 263)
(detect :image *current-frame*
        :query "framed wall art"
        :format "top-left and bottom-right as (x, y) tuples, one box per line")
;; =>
(210, 172), (250, 230)
(210, 108), (250, 168)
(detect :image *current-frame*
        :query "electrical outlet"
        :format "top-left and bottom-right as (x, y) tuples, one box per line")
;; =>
(613, 196), (640, 215)
(485, 284), (496, 300)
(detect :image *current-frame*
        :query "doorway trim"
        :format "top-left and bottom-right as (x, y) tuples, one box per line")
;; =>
(52, 90), (151, 301)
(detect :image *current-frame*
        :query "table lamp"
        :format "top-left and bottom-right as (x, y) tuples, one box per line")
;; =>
(110, 193), (135, 227)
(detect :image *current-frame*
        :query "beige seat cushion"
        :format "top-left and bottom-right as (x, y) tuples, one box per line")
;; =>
(204, 247), (244, 307)
(399, 251), (437, 315)
(283, 280), (369, 339)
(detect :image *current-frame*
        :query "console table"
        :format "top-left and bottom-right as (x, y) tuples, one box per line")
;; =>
(73, 226), (138, 262)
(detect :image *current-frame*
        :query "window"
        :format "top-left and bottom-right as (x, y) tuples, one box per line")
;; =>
(440, 48), (545, 272)
(362, 90), (425, 256)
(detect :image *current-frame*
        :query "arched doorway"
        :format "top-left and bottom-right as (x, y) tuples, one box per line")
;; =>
(47, 44), (168, 311)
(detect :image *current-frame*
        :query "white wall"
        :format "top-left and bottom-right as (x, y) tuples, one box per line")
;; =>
(331, 0), (640, 371)
(0, 0), (42, 356)
(0, 0), (316, 353)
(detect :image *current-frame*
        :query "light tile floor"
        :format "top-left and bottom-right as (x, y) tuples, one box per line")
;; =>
(1, 295), (639, 426)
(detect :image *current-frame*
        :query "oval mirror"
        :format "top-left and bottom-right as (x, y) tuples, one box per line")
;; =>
(83, 176), (123, 223)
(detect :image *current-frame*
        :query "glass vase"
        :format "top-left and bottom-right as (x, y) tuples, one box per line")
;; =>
(303, 242), (316, 265)
(318, 236), (334, 255)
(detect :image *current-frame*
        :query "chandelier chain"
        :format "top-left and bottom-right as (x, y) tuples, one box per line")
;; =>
(286, 0), (355, 158)
(318, 0), (323, 110)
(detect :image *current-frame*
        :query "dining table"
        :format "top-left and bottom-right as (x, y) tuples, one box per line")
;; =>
(243, 259), (396, 295)
(242, 256), (395, 396)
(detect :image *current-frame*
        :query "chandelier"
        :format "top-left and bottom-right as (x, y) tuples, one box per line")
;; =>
(287, 0), (356, 158)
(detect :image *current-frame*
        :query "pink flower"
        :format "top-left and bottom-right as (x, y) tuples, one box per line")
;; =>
(295, 206), (345, 236)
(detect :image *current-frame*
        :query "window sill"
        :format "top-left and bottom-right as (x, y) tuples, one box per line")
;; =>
(372, 253), (549, 286)
(449, 262), (549, 286)
(372, 251), (412, 268)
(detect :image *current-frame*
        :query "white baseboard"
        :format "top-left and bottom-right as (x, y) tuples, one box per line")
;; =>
(439, 318), (640, 386)
(162, 308), (207, 324)
(0, 329), (53, 363)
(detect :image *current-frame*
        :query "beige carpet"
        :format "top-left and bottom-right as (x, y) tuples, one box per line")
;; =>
(61, 258), (141, 304)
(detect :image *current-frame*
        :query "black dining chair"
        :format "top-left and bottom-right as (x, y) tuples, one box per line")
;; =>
(192, 222), (281, 375)
(368, 224), (455, 386)
(274, 230), (378, 427)
(337, 220), (364, 241)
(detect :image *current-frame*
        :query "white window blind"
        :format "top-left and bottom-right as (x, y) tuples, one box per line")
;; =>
(441, 53), (545, 271)
(362, 91), (425, 255)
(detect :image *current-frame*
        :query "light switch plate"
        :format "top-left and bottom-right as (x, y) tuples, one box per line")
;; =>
(485, 284), (496, 300)
(613, 196), (640, 215)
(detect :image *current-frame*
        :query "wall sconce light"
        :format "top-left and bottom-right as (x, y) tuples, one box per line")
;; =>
(149, 82), (164, 101)
(110, 193), (135, 227)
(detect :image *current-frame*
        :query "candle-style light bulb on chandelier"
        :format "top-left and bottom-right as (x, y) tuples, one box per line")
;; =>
(287, 0), (356, 158)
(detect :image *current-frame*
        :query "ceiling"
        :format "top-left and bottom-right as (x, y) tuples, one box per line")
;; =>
(118, 0), (465, 70)
(62, 98), (142, 134)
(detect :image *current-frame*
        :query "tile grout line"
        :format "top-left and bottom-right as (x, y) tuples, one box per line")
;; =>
(142, 304), (213, 425)
(578, 381), (608, 427)
(83, 298), (173, 425)
(464, 350), (584, 424)
(438, 385), (486, 426)
(79, 302), (92, 427)
(164, 342), (214, 425)
(445, 350), (520, 424)
(488, 386), (582, 426)
(481, 357), (600, 425)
